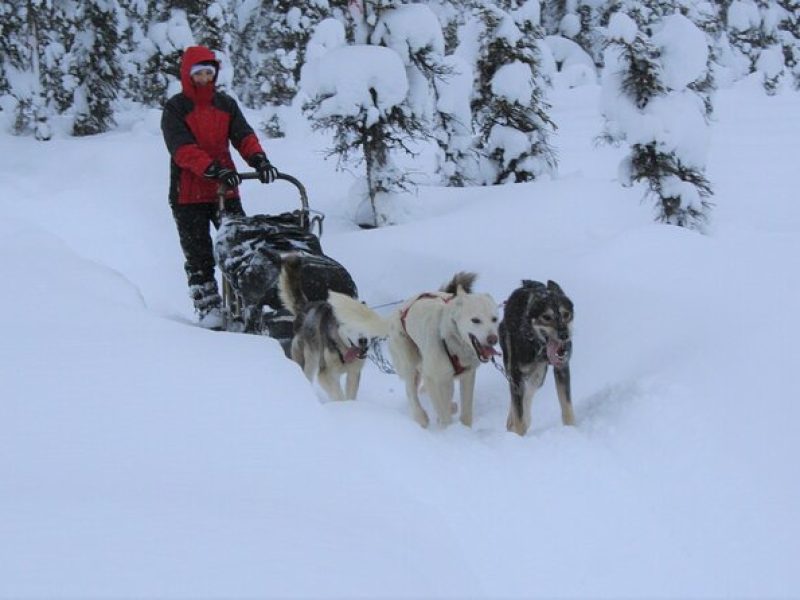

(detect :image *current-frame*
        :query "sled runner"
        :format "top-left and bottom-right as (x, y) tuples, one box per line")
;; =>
(213, 173), (357, 352)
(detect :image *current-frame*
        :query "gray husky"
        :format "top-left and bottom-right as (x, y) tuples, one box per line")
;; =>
(278, 254), (388, 401)
(499, 280), (575, 435)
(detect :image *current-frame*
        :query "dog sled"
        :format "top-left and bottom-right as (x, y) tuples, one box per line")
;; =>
(213, 172), (357, 353)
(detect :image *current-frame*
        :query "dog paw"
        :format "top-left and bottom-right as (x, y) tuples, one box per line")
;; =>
(506, 413), (526, 436)
(436, 414), (453, 427)
(414, 409), (430, 429)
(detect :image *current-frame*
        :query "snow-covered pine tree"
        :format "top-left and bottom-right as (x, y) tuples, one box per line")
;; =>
(178, 0), (230, 51)
(434, 54), (478, 186)
(601, 0), (718, 110)
(136, 6), (192, 107)
(0, 1), (32, 133)
(0, 1), (25, 99)
(777, 0), (800, 89)
(541, 0), (567, 35)
(23, 0), (52, 140)
(679, 1), (720, 116)
(542, 0), (604, 67)
(600, 12), (714, 230)
(469, 1), (557, 184)
(427, 0), (467, 53)
(301, 18), (427, 227)
(38, 1), (79, 115)
(0, 0), (55, 139)
(724, 0), (788, 93)
(370, 3), (451, 183)
(235, 0), (337, 136)
(71, 0), (123, 136)
(116, 0), (153, 105)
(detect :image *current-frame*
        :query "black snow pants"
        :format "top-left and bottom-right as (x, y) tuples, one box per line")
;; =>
(171, 198), (244, 312)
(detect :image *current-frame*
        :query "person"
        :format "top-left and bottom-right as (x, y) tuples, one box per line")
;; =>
(161, 45), (279, 329)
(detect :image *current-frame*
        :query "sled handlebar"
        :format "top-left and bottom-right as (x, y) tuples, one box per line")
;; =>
(217, 171), (309, 214)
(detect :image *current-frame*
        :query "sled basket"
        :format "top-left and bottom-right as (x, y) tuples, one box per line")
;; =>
(213, 173), (357, 340)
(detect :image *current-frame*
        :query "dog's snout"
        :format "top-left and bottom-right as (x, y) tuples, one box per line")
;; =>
(487, 334), (498, 346)
(358, 337), (369, 348)
(558, 330), (569, 341)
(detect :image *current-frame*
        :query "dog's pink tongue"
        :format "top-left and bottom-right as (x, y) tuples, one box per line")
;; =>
(481, 345), (500, 360)
(343, 347), (362, 363)
(546, 339), (566, 366)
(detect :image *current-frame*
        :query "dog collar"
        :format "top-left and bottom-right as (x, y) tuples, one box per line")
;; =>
(442, 339), (468, 375)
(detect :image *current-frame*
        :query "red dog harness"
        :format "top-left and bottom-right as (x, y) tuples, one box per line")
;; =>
(399, 293), (467, 376)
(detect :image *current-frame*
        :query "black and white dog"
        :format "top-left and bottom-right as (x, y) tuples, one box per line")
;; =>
(278, 254), (388, 402)
(499, 280), (575, 435)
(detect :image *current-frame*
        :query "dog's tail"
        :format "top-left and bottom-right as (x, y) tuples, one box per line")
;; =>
(327, 291), (391, 338)
(441, 271), (477, 295)
(278, 253), (307, 316)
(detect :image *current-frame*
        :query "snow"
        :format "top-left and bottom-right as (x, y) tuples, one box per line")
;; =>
(305, 17), (346, 62)
(149, 9), (193, 55)
(640, 91), (711, 166)
(757, 45), (785, 79)
(559, 12), (581, 38)
(545, 35), (597, 88)
(370, 4), (445, 63)
(491, 60), (534, 104)
(435, 54), (473, 122)
(601, 24), (712, 180)
(299, 44), (408, 125)
(512, 0), (542, 29)
(1, 80), (800, 597)
(651, 13), (709, 90)
(728, 0), (761, 31)
(607, 11), (638, 44)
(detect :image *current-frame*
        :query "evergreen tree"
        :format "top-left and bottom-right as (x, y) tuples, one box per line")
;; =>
(0, 0), (55, 139)
(234, 0), (339, 135)
(302, 0), (443, 222)
(470, 2), (557, 184)
(434, 54), (478, 186)
(302, 14), (428, 227)
(600, 12), (714, 230)
(0, 1), (26, 97)
(176, 0), (230, 51)
(116, 0), (153, 105)
(0, 1), (30, 130)
(38, 1), (79, 114)
(722, 0), (792, 92)
(24, 0), (52, 140)
(135, 4), (190, 107)
(71, 0), (123, 136)
(541, 0), (605, 67)
(777, 0), (800, 89)
(541, 0), (568, 35)
(427, 0), (468, 53)
(371, 3), (449, 179)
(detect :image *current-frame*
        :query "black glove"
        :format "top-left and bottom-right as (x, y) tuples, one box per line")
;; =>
(250, 153), (279, 184)
(204, 162), (240, 189)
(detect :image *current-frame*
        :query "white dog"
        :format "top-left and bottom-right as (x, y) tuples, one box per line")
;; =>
(387, 272), (500, 428)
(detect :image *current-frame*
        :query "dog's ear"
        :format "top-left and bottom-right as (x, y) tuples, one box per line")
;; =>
(546, 280), (565, 295)
(452, 291), (465, 307)
(522, 280), (546, 294)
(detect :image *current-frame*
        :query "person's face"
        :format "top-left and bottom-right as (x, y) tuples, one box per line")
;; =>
(191, 67), (215, 86)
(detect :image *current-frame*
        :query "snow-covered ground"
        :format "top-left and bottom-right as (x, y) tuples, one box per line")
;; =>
(1, 78), (798, 597)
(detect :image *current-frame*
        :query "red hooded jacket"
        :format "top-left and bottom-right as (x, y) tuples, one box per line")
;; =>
(161, 46), (265, 204)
